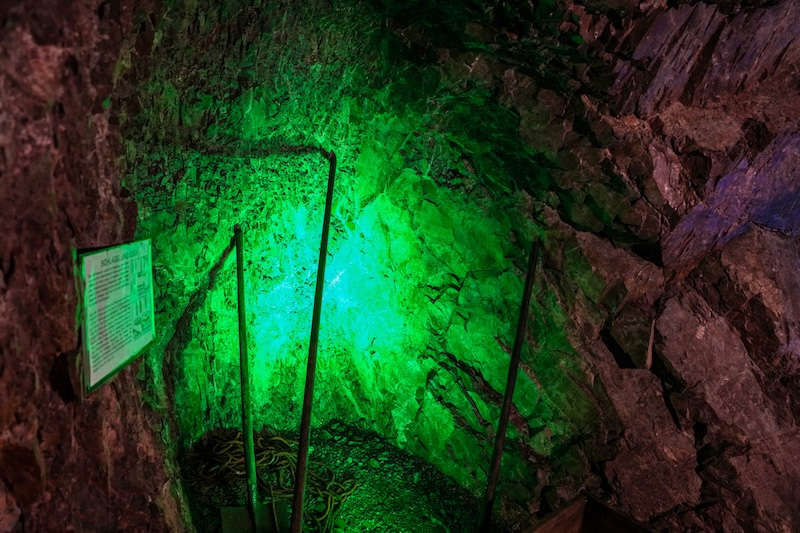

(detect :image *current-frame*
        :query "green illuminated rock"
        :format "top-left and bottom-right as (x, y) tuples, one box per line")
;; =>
(123, 0), (605, 519)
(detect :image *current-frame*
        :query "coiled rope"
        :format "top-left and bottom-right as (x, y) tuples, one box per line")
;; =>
(184, 429), (357, 532)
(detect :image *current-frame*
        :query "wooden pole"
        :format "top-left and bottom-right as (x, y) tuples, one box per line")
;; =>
(480, 239), (539, 532)
(290, 150), (337, 533)
(235, 224), (260, 531)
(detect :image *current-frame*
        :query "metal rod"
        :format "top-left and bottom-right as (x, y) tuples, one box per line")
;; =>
(479, 239), (539, 532)
(235, 224), (259, 531)
(290, 150), (337, 533)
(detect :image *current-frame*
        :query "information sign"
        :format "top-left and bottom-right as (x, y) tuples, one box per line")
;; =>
(80, 239), (155, 391)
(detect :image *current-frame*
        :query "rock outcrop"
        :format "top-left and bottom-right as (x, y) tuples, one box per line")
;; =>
(545, 0), (800, 530)
(0, 1), (187, 531)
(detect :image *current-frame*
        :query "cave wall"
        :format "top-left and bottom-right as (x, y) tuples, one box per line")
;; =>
(3, 0), (798, 531)
(553, 0), (800, 530)
(120, 1), (611, 526)
(0, 1), (187, 531)
(118, 0), (800, 530)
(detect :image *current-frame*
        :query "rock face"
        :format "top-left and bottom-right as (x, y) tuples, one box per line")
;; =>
(120, 4), (613, 526)
(3, 0), (799, 531)
(421, 0), (800, 528)
(551, 0), (800, 530)
(0, 1), (186, 531)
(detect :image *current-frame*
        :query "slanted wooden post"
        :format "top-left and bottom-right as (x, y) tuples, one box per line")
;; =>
(480, 239), (539, 532)
(290, 150), (337, 533)
(235, 224), (260, 531)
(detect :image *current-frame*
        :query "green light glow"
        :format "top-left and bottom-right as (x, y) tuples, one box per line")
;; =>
(126, 0), (601, 509)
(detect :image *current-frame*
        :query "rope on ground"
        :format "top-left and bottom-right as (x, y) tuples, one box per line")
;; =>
(184, 429), (357, 532)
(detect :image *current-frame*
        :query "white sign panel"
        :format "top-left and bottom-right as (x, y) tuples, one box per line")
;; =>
(80, 239), (155, 390)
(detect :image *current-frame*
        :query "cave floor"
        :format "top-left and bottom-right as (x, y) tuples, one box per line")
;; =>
(181, 420), (479, 533)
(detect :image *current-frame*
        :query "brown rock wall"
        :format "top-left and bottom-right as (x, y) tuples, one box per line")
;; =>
(528, 0), (800, 529)
(0, 1), (186, 531)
